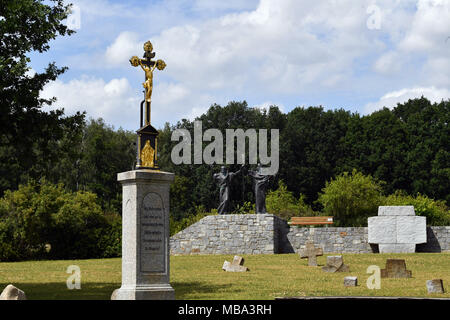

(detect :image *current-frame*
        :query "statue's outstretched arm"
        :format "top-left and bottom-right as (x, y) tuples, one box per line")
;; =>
(138, 60), (147, 72)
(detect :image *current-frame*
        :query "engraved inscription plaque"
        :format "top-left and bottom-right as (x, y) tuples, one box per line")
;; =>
(141, 192), (166, 273)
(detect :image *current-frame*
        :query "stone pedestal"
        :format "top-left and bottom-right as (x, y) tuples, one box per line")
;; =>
(112, 170), (175, 300)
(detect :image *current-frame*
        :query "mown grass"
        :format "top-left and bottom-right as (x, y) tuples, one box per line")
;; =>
(0, 253), (449, 299)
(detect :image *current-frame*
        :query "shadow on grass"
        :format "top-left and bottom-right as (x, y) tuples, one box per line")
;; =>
(1, 281), (238, 300)
(172, 281), (238, 299)
(0, 282), (118, 300)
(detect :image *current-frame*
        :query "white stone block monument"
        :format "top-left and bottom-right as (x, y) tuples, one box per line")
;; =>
(112, 170), (175, 300)
(368, 206), (426, 253)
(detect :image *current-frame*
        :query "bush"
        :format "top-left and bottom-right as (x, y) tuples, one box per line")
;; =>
(384, 191), (450, 226)
(234, 201), (255, 214)
(0, 180), (121, 261)
(266, 180), (318, 221)
(318, 170), (384, 226)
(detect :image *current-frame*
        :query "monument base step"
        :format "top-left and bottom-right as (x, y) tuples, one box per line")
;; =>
(111, 284), (175, 300)
(378, 243), (416, 253)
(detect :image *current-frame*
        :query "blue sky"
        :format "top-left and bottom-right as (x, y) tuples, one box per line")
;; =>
(34, 0), (450, 131)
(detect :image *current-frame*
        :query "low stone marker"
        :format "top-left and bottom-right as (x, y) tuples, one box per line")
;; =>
(426, 279), (445, 294)
(0, 284), (27, 300)
(344, 276), (358, 287)
(380, 259), (412, 278)
(222, 255), (249, 272)
(299, 242), (323, 266)
(322, 256), (350, 273)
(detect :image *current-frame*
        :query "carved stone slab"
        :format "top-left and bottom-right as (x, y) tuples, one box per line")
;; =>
(368, 206), (426, 253)
(378, 206), (415, 216)
(344, 276), (358, 287)
(299, 242), (323, 266)
(223, 255), (249, 272)
(426, 279), (445, 293)
(380, 259), (412, 278)
(322, 256), (350, 273)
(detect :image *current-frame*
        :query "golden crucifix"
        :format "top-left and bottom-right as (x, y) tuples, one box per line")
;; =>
(130, 40), (166, 126)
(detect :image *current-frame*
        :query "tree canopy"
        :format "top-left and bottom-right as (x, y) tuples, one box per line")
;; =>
(0, 0), (82, 194)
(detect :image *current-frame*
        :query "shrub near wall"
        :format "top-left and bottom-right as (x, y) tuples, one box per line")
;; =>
(318, 170), (384, 226)
(384, 191), (450, 226)
(0, 181), (121, 261)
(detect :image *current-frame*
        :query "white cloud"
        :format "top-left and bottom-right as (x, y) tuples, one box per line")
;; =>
(364, 86), (450, 114)
(39, 0), (450, 129)
(374, 51), (402, 74)
(41, 76), (139, 129)
(372, 0), (450, 86)
(253, 101), (285, 113)
(105, 31), (141, 67)
(40, 76), (216, 130)
(151, 0), (377, 97)
(399, 0), (450, 53)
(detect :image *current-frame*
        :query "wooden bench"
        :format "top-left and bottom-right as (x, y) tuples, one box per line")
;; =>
(288, 216), (333, 226)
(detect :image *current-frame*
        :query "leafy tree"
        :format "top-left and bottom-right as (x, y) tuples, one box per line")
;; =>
(78, 119), (136, 213)
(339, 108), (410, 195)
(393, 98), (450, 204)
(0, 0), (81, 195)
(318, 170), (384, 226)
(159, 101), (282, 216)
(279, 107), (352, 206)
(0, 180), (121, 261)
(266, 180), (317, 221)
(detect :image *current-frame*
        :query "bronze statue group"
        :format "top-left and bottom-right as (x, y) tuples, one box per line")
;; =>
(213, 163), (273, 215)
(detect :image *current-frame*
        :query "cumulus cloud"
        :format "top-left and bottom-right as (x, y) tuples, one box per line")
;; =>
(364, 86), (450, 114)
(38, 0), (450, 129)
(372, 0), (450, 86)
(41, 76), (139, 129)
(40, 75), (216, 130)
(152, 0), (375, 95)
(253, 101), (285, 113)
(105, 31), (141, 67)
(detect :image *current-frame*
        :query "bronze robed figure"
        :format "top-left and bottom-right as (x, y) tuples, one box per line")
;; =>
(248, 163), (273, 214)
(214, 166), (244, 215)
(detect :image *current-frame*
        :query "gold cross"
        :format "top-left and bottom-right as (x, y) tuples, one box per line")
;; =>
(130, 41), (166, 126)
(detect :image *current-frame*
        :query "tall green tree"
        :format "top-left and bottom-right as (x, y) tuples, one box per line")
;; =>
(339, 108), (410, 195)
(280, 107), (352, 206)
(0, 0), (79, 194)
(78, 119), (136, 213)
(393, 98), (450, 204)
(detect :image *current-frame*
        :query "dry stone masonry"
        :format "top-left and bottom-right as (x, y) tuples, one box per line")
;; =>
(170, 214), (277, 255)
(169, 214), (450, 255)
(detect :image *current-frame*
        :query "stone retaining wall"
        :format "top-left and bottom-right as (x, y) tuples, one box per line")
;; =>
(170, 214), (277, 255)
(169, 214), (450, 255)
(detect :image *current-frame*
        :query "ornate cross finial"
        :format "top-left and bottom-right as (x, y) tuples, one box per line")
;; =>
(130, 40), (165, 171)
(130, 40), (166, 126)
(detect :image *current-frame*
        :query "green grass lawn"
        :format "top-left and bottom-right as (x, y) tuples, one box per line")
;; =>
(0, 253), (449, 299)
